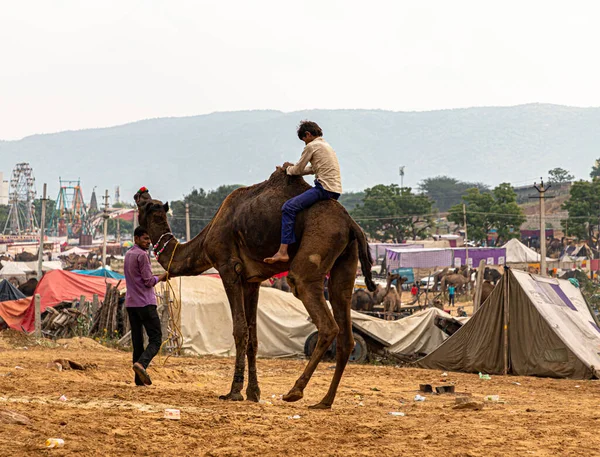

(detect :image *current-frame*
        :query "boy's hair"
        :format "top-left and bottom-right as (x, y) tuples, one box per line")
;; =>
(297, 120), (323, 140)
(134, 226), (149, 238)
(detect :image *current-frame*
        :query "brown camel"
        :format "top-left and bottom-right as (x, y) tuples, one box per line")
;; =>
(135, 168), (375, 409)
(382, 273), (408, 320)
(478, 280), (495, 306)
(432, 267), (449, 291)
(440, 274), (471, 296)
(350, 284), (386, 312)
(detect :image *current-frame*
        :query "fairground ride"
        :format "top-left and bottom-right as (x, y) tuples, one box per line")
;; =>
(2, 163), (37, 235)
(49, 178), (93, 238)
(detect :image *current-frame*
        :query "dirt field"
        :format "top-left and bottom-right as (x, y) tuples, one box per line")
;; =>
(1, 334), (599, 457)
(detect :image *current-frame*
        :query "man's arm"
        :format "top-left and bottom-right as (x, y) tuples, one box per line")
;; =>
(138, 253), (159, 288)
(286, 144), (315, 176)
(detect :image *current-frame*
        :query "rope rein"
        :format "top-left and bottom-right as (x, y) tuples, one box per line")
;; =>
(157, 241), (184, 366)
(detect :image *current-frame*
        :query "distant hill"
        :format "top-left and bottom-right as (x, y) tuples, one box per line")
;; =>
(2, 104), (600, 203)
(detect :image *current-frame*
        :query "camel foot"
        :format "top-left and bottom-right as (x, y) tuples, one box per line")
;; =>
(219, 392), (244, 401)
(263, 253), (289, 264)
(246, 386), (261, 403)
(282, 388), (304, 402)
(308, 402), (332, 410)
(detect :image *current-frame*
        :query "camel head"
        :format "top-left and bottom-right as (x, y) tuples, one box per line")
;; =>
(134, 188), (171, 239)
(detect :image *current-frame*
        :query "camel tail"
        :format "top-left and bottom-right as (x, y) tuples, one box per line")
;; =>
(349, 219), (376, 292)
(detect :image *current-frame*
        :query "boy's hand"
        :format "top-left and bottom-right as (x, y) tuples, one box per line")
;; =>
(282, 162), (294, 169)
(158, 272), (168, 282)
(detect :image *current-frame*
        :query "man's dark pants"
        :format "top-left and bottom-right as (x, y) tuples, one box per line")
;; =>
(281, 180), (340, 245)
(127, 305), (162, 385)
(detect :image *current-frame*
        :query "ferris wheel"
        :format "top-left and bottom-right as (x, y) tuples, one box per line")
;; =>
(2, 163), (37, 235)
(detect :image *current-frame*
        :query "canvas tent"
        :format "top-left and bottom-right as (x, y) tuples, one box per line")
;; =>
(178, 276), (455, 358)
(0, 262), (32, 283)
(503, 238), (554, 263)
(418, 268), (600, 379)
(60, 247), (91, 256)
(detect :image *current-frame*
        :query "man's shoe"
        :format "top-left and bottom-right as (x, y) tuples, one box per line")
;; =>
(133, 362), (152, 386)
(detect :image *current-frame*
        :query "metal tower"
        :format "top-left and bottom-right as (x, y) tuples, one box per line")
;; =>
(2, 163), (37, 235)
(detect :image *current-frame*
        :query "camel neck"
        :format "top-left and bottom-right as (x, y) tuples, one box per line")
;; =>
(149, 225), (212, 276)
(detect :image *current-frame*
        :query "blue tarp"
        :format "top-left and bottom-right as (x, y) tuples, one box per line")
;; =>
(72, 268), (125, 280)
(392, 267), (415, 284)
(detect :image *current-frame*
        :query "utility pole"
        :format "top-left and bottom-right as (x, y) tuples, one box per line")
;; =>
(185, 203), (191, 242)
(531, 179), (554, 277)
(102, 189), (109, 267)
(399, 166), (405, 190)
(36, 183), (47, 280)
(463, 203), (469, 268)
(116, 218), (121, 244)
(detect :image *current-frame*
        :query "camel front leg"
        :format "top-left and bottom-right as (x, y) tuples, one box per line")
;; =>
(219, 272), (248, 402)
(244, 283), (261, 402)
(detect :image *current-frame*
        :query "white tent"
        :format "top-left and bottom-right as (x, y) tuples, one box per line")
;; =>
(23, 261), (63, 272)
(503, 238), (555, 263)
(0, 262), (32, 283)
(60, 247), (91, 256)
(176, 276), (455, 358)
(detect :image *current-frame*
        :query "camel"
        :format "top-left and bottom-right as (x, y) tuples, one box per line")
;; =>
(483, 267), (502, 285)
(478, 280), (495, 307)
(18, 278), (38, 297)
(432, 267), (449, 291)
(382, 273), (408, 320)
(135, 168), (375, 409)
(350, 284), (386, 312)
(440, 274), (472, 297)
(15, 251), (37, 262)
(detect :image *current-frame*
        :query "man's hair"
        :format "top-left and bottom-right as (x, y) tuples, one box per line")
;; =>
(297, 120), (323, 140)
(134, 226), (149, 238)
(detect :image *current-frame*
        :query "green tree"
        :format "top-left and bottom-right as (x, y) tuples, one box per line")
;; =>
(548, 167), (574, 184)
(591, 159), (600, 180)
(418, 176), (489, 212)
(169, 185), (244, 239)
(562, 179), (600, 245)
(338, 191), (365, 212)
(448, 183), (525, 244)
(351, 184), (434, 242)
(0, 205), (9, 232)
(33, 198), (56, 230)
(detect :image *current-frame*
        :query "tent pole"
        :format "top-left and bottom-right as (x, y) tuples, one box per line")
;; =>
(503, 266), (510, 375)
(473, 259), (486, 313)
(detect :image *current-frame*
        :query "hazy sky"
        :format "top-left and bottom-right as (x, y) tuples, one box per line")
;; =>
(1, 0), (599, 140)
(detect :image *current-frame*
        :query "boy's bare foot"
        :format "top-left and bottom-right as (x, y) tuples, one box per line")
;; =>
(264, 253), (289, 264)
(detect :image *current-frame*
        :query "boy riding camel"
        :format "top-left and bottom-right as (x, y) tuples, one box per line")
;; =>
(264, 121), (342, 264)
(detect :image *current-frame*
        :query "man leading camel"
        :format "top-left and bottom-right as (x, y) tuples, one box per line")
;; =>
(265, 121), (342, 264)
(124, 225), (167, 386)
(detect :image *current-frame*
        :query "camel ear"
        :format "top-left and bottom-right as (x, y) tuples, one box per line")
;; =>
(163, 202), (169, 213)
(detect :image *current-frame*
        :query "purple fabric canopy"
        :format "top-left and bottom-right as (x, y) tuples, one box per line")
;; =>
(452, 248), (506, 267)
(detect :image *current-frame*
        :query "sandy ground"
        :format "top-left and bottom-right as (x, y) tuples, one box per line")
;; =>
(0, 334), (599, 457)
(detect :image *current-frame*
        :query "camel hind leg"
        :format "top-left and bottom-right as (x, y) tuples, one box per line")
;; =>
(282, 273), (337, 403)
(309, 240), (358, 409)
